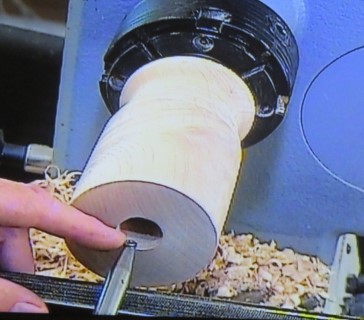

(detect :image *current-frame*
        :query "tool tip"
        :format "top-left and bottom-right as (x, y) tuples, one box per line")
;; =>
(125, 240), (138, 248)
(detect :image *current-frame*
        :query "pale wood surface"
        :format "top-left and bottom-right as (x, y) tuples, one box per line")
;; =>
(67, 56), (255, 287)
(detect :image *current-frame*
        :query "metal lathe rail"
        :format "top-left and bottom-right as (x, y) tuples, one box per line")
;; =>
(0, 271), (357, 319)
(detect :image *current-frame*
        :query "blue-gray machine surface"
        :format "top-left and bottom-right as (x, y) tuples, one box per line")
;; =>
(54, 0), (364, 268)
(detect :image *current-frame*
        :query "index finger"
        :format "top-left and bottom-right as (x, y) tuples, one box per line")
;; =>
(0, 179), (126, 250)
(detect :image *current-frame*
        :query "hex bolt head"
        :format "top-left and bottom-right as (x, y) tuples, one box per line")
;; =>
(108, 75), (126, 91)
(192, 35), (214, 52)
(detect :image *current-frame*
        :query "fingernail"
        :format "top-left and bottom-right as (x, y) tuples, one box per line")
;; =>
(110, 228), (127, 244)
(10, 302), (48, 313)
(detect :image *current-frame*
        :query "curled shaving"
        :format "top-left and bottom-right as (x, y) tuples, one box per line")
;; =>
(29, 165), (330, 311)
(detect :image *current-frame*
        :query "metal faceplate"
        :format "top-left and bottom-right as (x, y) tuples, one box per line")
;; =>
(54, 0), (364, 266)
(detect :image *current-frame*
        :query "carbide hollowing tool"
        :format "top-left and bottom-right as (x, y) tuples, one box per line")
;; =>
(94, 240), (137, 315)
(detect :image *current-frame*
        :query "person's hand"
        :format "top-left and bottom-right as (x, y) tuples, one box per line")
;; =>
(0, 178), (126, 313)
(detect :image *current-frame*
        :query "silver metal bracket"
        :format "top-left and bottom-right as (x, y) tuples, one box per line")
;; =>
(324, 234), (361, 315)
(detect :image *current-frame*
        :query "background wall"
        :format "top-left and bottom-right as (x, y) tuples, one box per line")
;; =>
(0, 0), (68, 181)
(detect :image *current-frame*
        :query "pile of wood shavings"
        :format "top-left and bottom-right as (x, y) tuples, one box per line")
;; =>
(29, 165), (103, 283)
(146, 233), (330, 312)
(29, 166), (330, 311)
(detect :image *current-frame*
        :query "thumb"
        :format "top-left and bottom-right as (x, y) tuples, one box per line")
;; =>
(0, 278), (48, 313)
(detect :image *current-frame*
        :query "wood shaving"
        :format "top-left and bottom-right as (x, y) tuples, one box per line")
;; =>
(29, 166), (331, 312)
